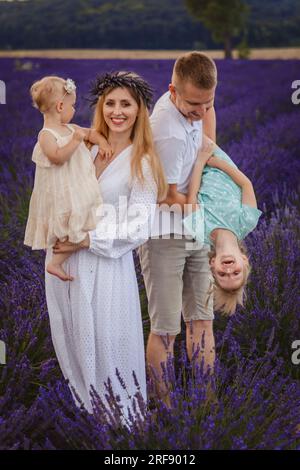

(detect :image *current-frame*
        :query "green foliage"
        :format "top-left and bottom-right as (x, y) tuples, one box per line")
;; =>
(0, 0), (299, 50)
(0, 0), (210, 50)
(246, 0), (300, 47)
(185, 0), (249, 58)
(237, 38), (251, 59)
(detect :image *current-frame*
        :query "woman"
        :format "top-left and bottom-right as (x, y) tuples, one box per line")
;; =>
(45, 71), (167, 418)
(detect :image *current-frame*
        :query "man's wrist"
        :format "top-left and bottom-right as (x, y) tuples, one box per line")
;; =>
(187, 195), (198, 203)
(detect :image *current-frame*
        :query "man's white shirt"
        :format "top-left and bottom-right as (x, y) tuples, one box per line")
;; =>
(150, 91), (203, 237)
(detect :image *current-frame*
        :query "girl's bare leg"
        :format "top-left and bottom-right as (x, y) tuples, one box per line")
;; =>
(46, 252), (74, 281)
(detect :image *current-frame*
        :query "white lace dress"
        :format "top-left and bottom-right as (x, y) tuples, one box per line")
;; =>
(24, 124), (102, 249)
(45, 145), (157, 417)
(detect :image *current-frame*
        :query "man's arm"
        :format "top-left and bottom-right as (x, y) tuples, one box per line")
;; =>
(159, 183), (188, 212)
(187, 136), (215, 204)
(203, 106), (216, 143)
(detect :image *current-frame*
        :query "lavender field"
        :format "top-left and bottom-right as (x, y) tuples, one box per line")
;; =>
(0, 58), (300, 450)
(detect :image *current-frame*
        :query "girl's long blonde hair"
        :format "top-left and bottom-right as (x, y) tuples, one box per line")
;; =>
(206, 240), (251, 316)
(91, 80), (167, 202)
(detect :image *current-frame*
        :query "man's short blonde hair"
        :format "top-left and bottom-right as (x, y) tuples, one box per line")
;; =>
(172, 51), (217, 90)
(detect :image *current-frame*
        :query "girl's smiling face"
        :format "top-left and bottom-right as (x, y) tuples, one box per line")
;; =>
(210, 252), (248, 291)
(103, 87), (139, 135)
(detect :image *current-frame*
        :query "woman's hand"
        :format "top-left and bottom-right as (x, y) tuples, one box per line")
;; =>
(53, 235), (90, 254)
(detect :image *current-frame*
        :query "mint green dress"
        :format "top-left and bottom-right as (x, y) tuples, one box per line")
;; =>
(183, 146), (262, 245)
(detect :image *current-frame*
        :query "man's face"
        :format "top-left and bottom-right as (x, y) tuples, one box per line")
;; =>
(169, 81), (215, 122)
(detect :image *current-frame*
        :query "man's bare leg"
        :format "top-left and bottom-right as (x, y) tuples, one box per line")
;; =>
(186, 320), (215, 373)
(146, 332), (176, 407)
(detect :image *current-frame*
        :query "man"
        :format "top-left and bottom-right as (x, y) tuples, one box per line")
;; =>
(139, 51), (217, 403)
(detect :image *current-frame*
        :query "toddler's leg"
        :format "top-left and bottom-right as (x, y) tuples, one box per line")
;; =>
(46, 252), (74, 281)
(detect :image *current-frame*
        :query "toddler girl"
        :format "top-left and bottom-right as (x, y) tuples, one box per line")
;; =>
(24, 75), (112, 281)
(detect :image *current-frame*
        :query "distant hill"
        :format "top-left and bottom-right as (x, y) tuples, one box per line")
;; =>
(0, 0), (299, 50)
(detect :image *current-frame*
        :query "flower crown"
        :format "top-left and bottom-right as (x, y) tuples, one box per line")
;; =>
(89, 71), (153, 109)
(63, 78), (76, 95)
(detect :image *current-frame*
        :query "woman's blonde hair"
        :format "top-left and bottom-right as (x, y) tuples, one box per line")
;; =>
(206, 240), (251, 316)
(30, 76), (66, 113)
(91, 76), (168, 201)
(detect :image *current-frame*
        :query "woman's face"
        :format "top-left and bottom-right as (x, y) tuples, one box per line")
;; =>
(103, 87), (139, 135)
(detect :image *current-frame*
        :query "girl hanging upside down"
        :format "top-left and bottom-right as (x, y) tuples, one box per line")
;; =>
(183, 136), (262, 315)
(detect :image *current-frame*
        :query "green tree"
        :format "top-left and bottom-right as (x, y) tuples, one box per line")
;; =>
(184, 0), (249, 59)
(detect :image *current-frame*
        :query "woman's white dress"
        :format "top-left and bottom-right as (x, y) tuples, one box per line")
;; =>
(45, 145), (157, 416)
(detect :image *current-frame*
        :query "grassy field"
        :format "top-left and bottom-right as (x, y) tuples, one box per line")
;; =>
(0, 47), (300, 59)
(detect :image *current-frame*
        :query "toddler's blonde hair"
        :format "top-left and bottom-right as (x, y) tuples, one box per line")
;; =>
(206, 240), (251, 316)
(30, 76), (67, 113)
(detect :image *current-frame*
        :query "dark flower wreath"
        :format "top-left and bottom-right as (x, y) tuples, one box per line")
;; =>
(89, 71), (153, 109)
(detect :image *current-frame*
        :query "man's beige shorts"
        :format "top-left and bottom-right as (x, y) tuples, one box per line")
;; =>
(138, 236), (214, 336)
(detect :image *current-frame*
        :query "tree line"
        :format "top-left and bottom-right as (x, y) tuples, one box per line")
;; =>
(0, 0), (299, 57)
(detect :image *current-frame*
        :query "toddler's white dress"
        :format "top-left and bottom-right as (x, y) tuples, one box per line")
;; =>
(24, 124), (102, 249)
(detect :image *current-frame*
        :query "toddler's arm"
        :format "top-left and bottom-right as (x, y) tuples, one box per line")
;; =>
(73, 125), (113, 160)
(207, 156), (257, 208)
(90, 130), (113, 160)
(39, 128), (86, 165)
(187, 135), (215, 207)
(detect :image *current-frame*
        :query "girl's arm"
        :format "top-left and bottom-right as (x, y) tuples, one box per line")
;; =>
(73, 125), (113, 160)
(187, 136), (215, 206)
(207, 155), (257, 208)
(39, 128), (85, 165)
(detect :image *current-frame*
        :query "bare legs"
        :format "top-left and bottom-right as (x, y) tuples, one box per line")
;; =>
(46, 252), (74, 281)
(146, 332), (176, 407)
(146, 320), (215, 406)
(185, 320), (215, 372)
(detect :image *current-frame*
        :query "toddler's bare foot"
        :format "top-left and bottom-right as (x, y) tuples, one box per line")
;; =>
(46, 262), (74, 281)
